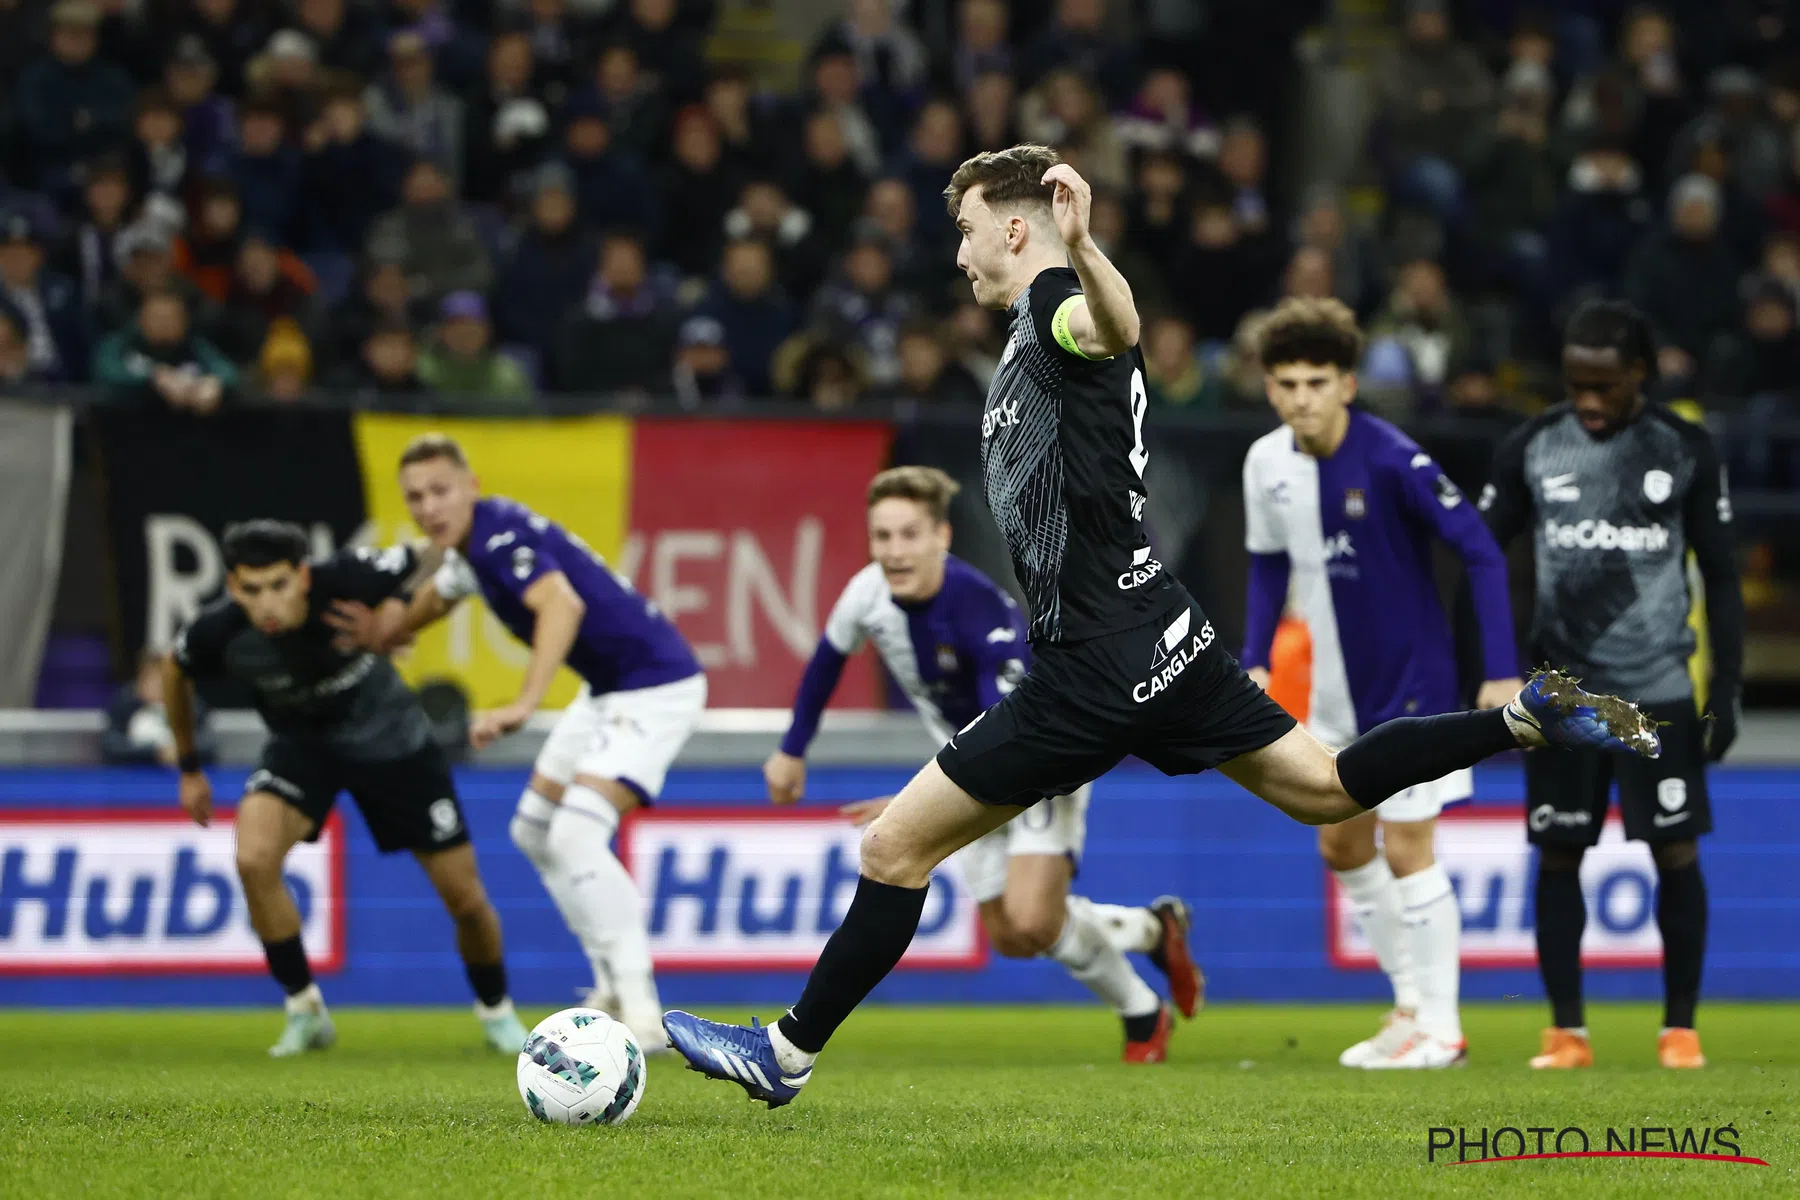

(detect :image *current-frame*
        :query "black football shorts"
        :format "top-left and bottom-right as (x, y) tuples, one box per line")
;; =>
(936, 592), (1296, 808)
(1524, 697), (1713, 846)
(248, 737), (470, 854)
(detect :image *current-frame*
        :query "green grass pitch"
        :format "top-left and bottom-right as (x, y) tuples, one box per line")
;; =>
(2, 1003), (1795, 1198)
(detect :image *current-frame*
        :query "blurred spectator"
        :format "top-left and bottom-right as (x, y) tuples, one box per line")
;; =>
(553, 229), (678, 394)
(1675, 121), (1767, 267)
(365, 30), (464, 186)
(949, 0), (1011, 95)
(559, 95), (657, 234)
(863, 176), (945, 299)
(366, 159), (493, 305)
(658, 106), (735, 277)
(215, 234), (321, 366)
(16, 1), (136, 189)
(163, 35), (234, 177)
(1124, 150), (1187, 277)
(1366, 257), (1481, 411)
(127, 89), (192, 213)
(695, 238), (795, 396)
(794, 110), (870, 257)
(1549, 138), (1654, 301)
(493, 163), (594, 363)
(896, 98), (966, 239)
(1761, 230), (1800, 293)
(294, 0), (382, 79)
(1114, 66), (1220, 161)
(328, 317), (429, 399)
(301, 85), (407, 255)
(1172, 187), (1269, 341)
(1293, 185), (1382, 316)
(671, 313), (744, 405)
(1667, 67), (1786, 201)
(103, 650), (216, 766)
(1764, 123), (1800, 233)
(1624, 173), (1743, 381)
(787, 337), (867, 411)
(1281, 244), (1336, 301)
(519, 0), (583, 98)
(875, 318), (983, 404)
(387, 0), (485, 89)
(591, 41), (669, 161)
(461, 30), (552, 206)
(1142, 312), (1208, 408)
(946, 298), (1004, 385)
(92, 289), (236, 413)
(805, 47), (883, 176)
(1561, 8), (1688, 177)
(1703, 276), (1800, 401)
(325, 254), (416, 366)
(725, 178), (827, 302)
(818, 0), (929, 106)
(173, 179), (246, 303)
(1019, 0), (1136, 104)
(56, 157), (135, 313)
(704, 68), (780, 181)
(1373, 0), (1494, 219)
(256, 315), (313, 402)
(0, 210), (89, 382)
(811, 228), (915, 388)
(98, 220), (213, 335)
(0, 303), (47, 384)
(175, 0), (267, 98)
(251, 29), (329, 140)
(1019, 69), (1128, 192)
(1087, 186), (1167, 312)
(229, 94), (304, 246)
(1215, 114), (1278, 246)
(1465, 63), (1559, 296)
(617, 0), (707, 103)
(416, 291), (533, 405)
(964, 69), (1019, 152)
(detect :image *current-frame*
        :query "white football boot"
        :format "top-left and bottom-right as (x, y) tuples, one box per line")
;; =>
(1338, 1009), (1417, 1067)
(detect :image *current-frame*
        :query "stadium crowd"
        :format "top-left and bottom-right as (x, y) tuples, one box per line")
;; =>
(0, 0), (1797, 473)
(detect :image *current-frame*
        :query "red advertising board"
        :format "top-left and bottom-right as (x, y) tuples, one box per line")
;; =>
(623, 419), (893, 708)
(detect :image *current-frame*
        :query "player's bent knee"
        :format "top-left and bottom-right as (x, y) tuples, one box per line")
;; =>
(234, 846), (284, 888)
(857, 823), (934, 889)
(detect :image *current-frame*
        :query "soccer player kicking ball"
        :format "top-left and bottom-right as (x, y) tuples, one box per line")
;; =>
(1240, 298), (1523, 1069)
(167, 521), (529, 1057)
(765, 466), (1203, 1063)
(663, 146), (1660, 1108)
(331, 435), (705, 1052)
(1479, 301), (1744, 1071)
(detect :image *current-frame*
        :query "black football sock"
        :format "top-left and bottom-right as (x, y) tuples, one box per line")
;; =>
(465, 960), (510, 1009)
(1535, 864), (1587, 1029)
(262, 935), (313, 997)
(1336, 709), (1517, 810)
(1122, 1011), (1161, 1043)
(779, 877), (927, 1054)
(1656, 862), (1707, 1029)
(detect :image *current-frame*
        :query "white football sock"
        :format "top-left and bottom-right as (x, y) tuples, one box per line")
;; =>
(768, 1014), (817, 1073)
(1047, 896), (1161, 1018)
(1396, 863), (1463, 1042)
(1336, 857), (1420, 1013)
(510, 790), (610, 992)
(547, 784), (662, 1021)
(285, 982), (325, 1015)
(1082, 898), (1162, 953)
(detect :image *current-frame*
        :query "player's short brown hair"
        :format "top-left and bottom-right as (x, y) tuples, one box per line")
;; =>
(943, 144), (1061, 220)
(867, 466), (961, 522)
(1254, 297), (1365, 371)
(398, 432), (469, 471)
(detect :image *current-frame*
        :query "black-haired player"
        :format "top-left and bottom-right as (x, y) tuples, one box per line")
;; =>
(166, 520), (529, 1057)
(663, 147), (1662, 1107)
(1478, 299), (1743, 1070)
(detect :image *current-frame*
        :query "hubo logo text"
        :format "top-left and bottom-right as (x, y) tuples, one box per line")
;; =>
(621, 812), (982, 970)
(1429, 1123), (1765, 1166)
(0, 812), (342, 972)
(1543, 518), (1669, 552)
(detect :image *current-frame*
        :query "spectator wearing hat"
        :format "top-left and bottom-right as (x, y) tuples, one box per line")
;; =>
(365, 29), (465, 187)
(723, 178), (827, 302)
(98, 220), (215, 335)
(552, 229), (679, 395)
(163, 36), (235, 177)
(492, 162), (593, 366)
(328, 317), (430, 400)
(16, 1), (136, 189)
(1625, 172), (1745, 382)
(558, 92), (657, 233)
(228, 94), (304, 246)
(416, 291), (533, 406)
(462, 30), (552, 206)
(252, 29), (329, 139)
(694, 238), (795, 396)
(657, 105), (738, 278)
(92, 289), (237, 414)
(365, 158), (491, 306)
(809, 226), (915, 388)
(299, 85), (407, 256)
(56, 156), (136, 313)
(0, 209), (90, 382)
(256, 315), (313, 402)
(670, 313), (744, 405)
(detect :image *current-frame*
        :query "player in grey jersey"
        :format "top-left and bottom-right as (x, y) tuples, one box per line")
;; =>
(1479, 300), (1744, 1070)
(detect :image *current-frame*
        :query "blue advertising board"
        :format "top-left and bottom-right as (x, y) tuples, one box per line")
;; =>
(1, 764), (1796, 1007)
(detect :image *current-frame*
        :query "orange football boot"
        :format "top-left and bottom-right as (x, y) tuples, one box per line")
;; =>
(1528, 1027), (1593, 1069)
(1658, 1028), (1706, 1068)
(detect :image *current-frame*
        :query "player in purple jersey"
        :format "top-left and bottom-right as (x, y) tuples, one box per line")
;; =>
(335, 434), (704, 1051)
(765, 467), (1202, 1061)
(1241, 299), (1523, 1069)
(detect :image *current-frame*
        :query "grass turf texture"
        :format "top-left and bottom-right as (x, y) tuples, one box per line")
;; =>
(2, 1003), (1794, 1198)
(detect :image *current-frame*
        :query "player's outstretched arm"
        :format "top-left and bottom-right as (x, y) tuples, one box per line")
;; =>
(1043, 163), (1139, 358)
(471, 571), (585, 749)
(162, 654), (212, 827)
(767, 638), (853, 804)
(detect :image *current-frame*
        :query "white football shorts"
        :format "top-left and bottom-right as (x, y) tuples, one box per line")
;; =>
(951, 783), (1091, 904)
(534, 673), (708, 802)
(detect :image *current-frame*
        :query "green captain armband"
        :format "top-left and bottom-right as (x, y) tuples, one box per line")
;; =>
(1050, 294), (1106, 359)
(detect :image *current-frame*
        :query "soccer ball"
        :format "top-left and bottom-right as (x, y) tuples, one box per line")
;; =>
(516, 1007), (646, 1126)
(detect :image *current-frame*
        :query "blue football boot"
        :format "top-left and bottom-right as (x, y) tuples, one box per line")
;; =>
(663, 1011), (811, 1108)
(1506, 670), (1661, 757)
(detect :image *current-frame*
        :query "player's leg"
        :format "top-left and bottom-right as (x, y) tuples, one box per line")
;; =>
(1081, 895), (1201, 1018)
(1524, 747), (1607, 1069)
(234, 751), (338, 1057)
(412, 842), (528, 1052)
(1319, 809), (1420, 1066)
(1615, 699), (1712, 1068)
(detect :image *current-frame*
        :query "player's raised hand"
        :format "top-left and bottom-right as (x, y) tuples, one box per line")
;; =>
(1476, 677), (1525, 711)
(1042, 163), (1093, 248)
(178, 771), (213, 827)
(324, 599), (412, 654)
(764, 751), (807, 805)
(470, 702), (532, 750)
(840, 796), (892, 827)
